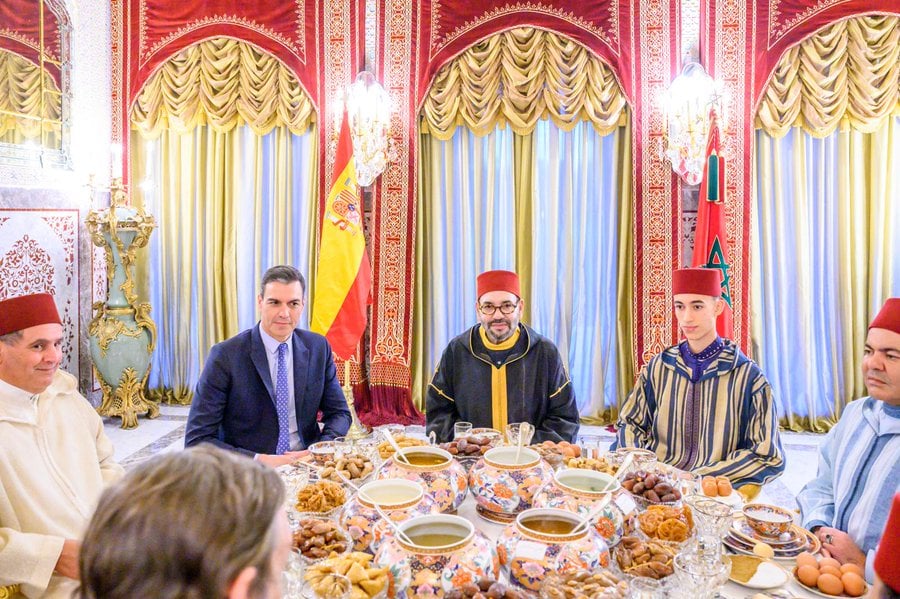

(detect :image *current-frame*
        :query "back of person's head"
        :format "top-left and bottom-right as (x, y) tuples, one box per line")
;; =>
(79, 445), (286, 599)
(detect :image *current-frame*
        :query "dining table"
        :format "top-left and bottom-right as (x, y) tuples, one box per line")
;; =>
(287, 439), (831, 599)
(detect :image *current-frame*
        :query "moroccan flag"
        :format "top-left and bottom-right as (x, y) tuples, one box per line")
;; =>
(691, 108), (733, 337)
(311, 110), (372, 360)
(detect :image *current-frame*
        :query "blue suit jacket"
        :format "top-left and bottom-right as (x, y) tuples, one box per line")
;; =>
(185, 325), (351, 456)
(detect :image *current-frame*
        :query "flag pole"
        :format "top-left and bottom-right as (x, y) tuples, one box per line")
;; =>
(342, 359), (371, 439)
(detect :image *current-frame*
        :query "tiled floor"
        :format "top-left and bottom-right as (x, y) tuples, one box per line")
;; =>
(104, 408), (824, 512)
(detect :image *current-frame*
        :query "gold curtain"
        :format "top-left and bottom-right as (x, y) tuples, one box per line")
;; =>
(131, 37), (315, 138)
(130, 37), (318, 404)
(756, 15), (900, 137)
(0, 49), (61, 145)
(420, 28), (628, 140)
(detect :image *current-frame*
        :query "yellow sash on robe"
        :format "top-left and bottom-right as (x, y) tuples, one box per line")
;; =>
(479, 326), (520, 432)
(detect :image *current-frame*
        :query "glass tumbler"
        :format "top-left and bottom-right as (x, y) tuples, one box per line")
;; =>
(454, 421), (473, 439)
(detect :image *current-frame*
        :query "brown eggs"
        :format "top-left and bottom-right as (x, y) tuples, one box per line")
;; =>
(841, 572), (866, 597)
(817, 573), (844, 595)
(840, 563), (864, 577)
(797, 565), (819, 587)
(793, 553), (867, 597)
(795, 552), (818, 569)
(819, 557), (841, 570)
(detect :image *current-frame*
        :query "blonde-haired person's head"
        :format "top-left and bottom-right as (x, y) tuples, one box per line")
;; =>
(79, 445), (290, 599)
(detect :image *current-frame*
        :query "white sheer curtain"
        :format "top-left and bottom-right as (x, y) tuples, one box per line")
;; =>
(752, 117), (900, 430)
(530, 120), (626, 417)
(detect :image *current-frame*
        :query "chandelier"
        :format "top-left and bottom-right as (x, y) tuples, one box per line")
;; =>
(663, 62), (726, 185)
(345, 71), (396, 187)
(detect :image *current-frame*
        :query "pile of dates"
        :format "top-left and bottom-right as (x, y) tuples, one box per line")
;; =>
(445, 578), (529, 599)
(441, 435), (495, 457)
(621, 470), (681, 504)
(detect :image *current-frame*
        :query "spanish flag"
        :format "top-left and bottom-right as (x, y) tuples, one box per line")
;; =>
(311, 110), (372, 360)
(691, 108), (733, 338)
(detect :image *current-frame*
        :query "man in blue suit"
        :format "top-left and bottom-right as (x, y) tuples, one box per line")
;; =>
(185, 265), (351, 467)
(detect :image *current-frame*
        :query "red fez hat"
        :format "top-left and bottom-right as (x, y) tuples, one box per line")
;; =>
(673, 268), (722, 297)
(869, 298), (900, 335)
(477, 270), (521, 299)
(875, 493), (900, 592)
(0, 293), (62, 336)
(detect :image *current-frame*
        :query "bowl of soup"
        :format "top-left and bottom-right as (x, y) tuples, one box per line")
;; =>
(533, 468), (628, 547)
(374, 514), (499, 598)
(497, 508), (610, 591)
(375, 446), (468, 513)
(340, 478), (436, 554)
(468, 446), (553, 523)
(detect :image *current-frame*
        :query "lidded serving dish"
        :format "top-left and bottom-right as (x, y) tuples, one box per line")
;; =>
(468, 446), (553, 523)
(375, 446), (468, 513)
(340, 478), (436, 554)
(374, 514), (499, 598)
(496, 507), (610, 591)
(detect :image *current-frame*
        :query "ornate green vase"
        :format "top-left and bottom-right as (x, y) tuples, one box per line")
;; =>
(86, 180), (159, 429)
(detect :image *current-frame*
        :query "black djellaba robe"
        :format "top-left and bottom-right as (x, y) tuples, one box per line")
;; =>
(425, 323), (579, 443)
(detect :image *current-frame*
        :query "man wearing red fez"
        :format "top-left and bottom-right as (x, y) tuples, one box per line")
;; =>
(426, 269), (580, 443)
(0, 293), (123, 598)
(798, 297), (900, 583)
(613, 267), (785, 499)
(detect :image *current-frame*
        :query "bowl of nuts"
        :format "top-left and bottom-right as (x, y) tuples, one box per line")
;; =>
(539, 568), (629, 599)
(291, 516), (351, 563)
(613, 535), (679, 581)
(309, 440), (336, 465)
(320, 452), (376, 486)
(446, 578), (530, 599)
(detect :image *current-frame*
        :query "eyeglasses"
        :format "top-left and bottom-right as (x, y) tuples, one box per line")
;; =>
(478, 301), (519, 315)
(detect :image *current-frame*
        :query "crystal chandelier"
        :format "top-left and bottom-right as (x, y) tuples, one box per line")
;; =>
(663, 62), (726, 185)
(345, 71), (396, 187)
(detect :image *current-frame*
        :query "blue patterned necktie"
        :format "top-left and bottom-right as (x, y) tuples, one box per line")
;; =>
(275, 342), (291, 454)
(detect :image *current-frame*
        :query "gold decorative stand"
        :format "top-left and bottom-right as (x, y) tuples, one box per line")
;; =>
(342, 360), (371, 440)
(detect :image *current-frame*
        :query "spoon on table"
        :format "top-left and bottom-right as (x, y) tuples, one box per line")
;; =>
(597, 452), (636, 492)
(569, 493), (613, 536)
(332, 469), (415, 546)
(356, 487), (416, 545)
(383, 429), (412, 465)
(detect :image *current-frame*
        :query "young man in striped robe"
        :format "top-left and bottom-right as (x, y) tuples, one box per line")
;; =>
(798, 297), (900, 583)
(612, 267), (785, 500)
